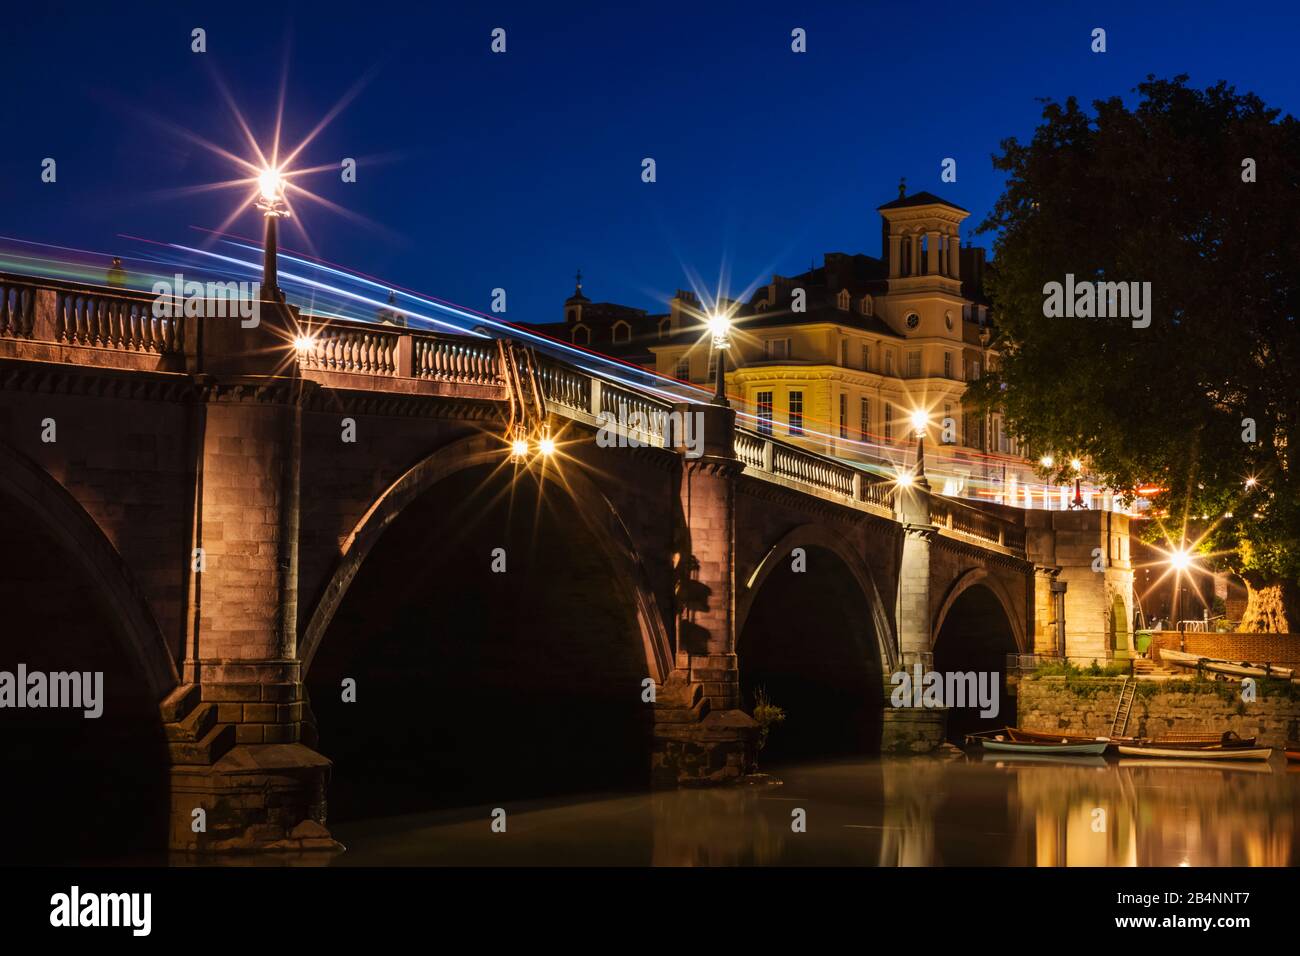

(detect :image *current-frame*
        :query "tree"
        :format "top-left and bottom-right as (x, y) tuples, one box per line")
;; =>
(970, 76), (1300, 632)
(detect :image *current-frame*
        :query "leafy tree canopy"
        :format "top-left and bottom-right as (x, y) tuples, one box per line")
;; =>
(970, 76), (1300, 630)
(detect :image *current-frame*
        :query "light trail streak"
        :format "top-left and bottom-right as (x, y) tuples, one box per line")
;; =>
(0, 232), (1113, 507)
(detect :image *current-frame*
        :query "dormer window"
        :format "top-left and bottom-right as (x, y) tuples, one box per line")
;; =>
(837, 289), (850, 311)
(573, 325), (590, 345)
(612, 321), (631, 343)
(859, 295), (873, 316)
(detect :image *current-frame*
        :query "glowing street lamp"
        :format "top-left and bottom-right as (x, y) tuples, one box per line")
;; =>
(1068, 457), (1087, 510)
(1169, 546), (1197, 628)
(708, 312), (732, 406)
(1039, 455), (1054, 469)
(255, 166), (291, 298)
(909, 409), (930, 489)
(538, 426), (556, 457)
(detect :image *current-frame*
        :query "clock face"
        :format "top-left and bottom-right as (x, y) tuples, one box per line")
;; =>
(906, 313), (920, 330)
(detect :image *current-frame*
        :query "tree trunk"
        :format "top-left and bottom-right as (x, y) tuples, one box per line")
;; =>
(1238, 579), (1299, 633)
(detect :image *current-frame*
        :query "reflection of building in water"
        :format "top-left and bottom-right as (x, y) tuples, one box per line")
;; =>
(1014, 762), (1292, 866)
(878, 759), (946, 866)
(649, 789), (785, 866)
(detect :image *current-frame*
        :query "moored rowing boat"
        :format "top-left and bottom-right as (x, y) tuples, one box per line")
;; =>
(982, 738), (1109, 756)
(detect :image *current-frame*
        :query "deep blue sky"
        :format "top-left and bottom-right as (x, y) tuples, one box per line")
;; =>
(3, 1), (1297, 324)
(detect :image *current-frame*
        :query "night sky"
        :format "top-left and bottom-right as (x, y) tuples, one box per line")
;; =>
(3, 1), (1297, 324)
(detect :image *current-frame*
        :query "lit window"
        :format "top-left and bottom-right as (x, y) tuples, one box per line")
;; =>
(861, 344), (871, 371)
(789, 391), (804, 436)
(906, 351), (921, 378)
(674, 356), (690, 380)
(859, 397), (870, 440)
(884, 402), (893, 442)
(839, 393), (848, 439)
(757, 391), (773, 436)
(943, 352), (953, 379)
(837, 289), (850, 311)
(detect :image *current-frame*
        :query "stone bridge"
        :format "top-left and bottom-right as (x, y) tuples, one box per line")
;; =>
(0, 274), (1127, 858)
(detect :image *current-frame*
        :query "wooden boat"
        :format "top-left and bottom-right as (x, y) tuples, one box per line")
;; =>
(981, 737), (1109, 756)
(1158, 648), (1295, 681)
(1006, 727), (1137, 748)
(1117, 744), (1273, 761)
(1145, 731), (1256, 749)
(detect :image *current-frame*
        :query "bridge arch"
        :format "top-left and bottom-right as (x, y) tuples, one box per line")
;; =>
(931, 566), (1024, 740)
(300, 430), (672, 820)
(931, 566), (1027, 654)
(300, 430), (671, 680)
(736, 523), (894, 760)
(739, 522), (897, 673)
(0, 442), (178, 697)
(0, 441), (174, 862)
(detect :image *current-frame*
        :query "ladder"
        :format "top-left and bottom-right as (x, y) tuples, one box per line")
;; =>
(1110, 677), (1137, 737)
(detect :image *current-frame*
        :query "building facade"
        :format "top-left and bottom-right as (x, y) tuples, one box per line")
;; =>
(542, 189), (1031, 498)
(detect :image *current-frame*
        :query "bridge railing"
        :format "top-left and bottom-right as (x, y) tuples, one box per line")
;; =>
(735, 427), (895, 514)
(537, 356), (675, 448)
(930, 495), (1026, 553)
(295, 315), (505, 387)
(0, 277), (184, 355)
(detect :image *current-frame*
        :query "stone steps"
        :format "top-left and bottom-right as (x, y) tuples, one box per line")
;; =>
(159, 683), (201, 723)
(168, 722), (236, 766)
(164, 701), (217, 742)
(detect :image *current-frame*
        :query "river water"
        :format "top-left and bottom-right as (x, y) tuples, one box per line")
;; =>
(327, 753), (1300, 866)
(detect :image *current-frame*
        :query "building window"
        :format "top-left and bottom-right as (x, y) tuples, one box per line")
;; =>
(573, 325), (590, 345)
(789, 391), (804, 436)
(970, 359), (981, 380)
(884, 402), (893, 442)
(764, 338), (790, 360)
(905, 312), (920, 330)
(905, 351), (921, 378)
(861, 344), (871, 372)
(567, 308), (577, 323)
(837, 289), (850, 311)
(838, 393), (848, 438)
(674, 356), (690, 380)
(757, 391), (773, 436)
(885, 351), (895, 376)
(658, 317), (671, 339)
(839, 340), (847, 366)
(859, 295), (873, 316)
(612, 321), (631, 343)
(942, 403), (954, 444)
(859, 397), (870, 441)
(943, 351), (953, 379)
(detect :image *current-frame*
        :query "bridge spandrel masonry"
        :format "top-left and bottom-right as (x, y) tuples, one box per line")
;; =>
(0, 273), (1133, 851)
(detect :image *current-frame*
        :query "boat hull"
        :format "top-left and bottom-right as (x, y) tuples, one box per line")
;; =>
(981, 739), (1109, 756)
